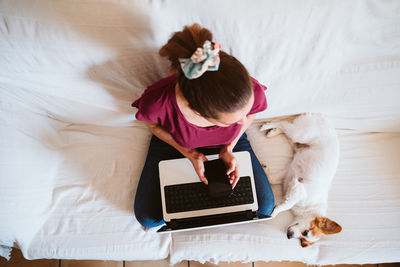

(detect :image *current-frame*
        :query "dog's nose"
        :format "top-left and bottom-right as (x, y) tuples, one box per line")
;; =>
(287, 231), (294, 239)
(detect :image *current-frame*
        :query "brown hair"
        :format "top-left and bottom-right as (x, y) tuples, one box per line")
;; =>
(159, 24), (253, 119)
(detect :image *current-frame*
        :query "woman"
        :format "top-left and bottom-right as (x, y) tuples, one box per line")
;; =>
(132, 24), (274, 228)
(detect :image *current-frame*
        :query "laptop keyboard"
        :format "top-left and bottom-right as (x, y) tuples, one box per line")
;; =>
(164, 176), (254, 214)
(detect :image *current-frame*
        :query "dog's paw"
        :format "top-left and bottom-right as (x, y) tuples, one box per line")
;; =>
(270, 209), (279, 218)
(270, 206), (281, 218)
(266, 128), (281, 137)
(260, 122), (274, 132)
(260, 123), (281, 137)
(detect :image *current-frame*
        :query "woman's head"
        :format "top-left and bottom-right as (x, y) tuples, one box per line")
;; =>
(159, 24), (253, 123)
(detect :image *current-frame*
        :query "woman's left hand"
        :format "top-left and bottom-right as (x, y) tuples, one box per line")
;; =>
(219, 148), (240, 189)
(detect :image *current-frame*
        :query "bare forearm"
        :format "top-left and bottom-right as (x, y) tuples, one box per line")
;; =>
(144, 122), (209, 184)
(144, 122), (190, 156)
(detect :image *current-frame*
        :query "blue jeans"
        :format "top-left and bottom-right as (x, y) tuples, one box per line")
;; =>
(134, 133), (275, 228)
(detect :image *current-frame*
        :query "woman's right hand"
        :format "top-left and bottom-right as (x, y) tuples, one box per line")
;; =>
(143, 122), (209, 184)
(183, 149), (208, 185)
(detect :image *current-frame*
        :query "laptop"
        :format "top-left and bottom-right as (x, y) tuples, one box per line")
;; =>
(157, 151), (271, 233)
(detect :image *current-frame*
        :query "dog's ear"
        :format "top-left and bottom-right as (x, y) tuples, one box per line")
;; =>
(316, 217), (342, 235)
(300, 238), (314, 247)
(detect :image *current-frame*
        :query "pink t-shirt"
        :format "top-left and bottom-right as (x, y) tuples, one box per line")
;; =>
(132, 74), (267, 149)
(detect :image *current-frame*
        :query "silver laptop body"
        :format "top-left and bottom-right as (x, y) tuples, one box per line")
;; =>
(157, 151), (271, 233)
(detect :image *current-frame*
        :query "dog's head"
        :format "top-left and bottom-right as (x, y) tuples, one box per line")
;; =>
(287, 217), (342, 247)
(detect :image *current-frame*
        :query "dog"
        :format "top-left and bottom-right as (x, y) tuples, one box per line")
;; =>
(260, 113), (342, 247)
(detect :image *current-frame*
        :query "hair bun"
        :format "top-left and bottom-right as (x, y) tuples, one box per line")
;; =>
(159, 24), (213, 72)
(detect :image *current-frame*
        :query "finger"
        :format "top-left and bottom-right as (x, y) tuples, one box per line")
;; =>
(200, 176), (208, 185)
(226, 162), (235, 175)
(196, 169), (208, 185)
(231, 165), (240, 187)
(200, 153), (208, 162)
(201, 173), (208, 185)
(232, 175), (240, 189)
(234, 165), (240, 179)
(194, 162), (207, 184)
(229, 173), (235, 185)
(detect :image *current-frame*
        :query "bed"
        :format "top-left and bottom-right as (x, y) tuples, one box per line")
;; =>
(1, 0), (400, 265)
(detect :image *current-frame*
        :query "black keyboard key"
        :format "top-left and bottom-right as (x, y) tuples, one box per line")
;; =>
(164, 176), (254, 214)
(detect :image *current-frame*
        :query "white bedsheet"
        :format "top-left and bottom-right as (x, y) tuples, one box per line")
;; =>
(169, 124), (400, 265)
(0, 109), (170, 260)
(1, 0), (400, 263)
(1, 0), (399, 130)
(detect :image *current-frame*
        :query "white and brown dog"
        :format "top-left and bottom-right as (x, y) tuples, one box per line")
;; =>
(260, 113), (342, 247)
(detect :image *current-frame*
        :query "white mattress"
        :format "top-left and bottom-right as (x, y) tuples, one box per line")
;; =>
(1, 0), (400, 264)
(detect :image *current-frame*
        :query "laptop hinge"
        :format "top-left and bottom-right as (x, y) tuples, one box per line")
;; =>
(163, 210), (256, 231)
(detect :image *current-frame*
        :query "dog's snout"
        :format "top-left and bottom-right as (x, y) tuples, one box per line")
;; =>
(287, 230), (294, 239)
